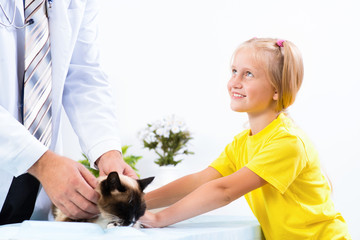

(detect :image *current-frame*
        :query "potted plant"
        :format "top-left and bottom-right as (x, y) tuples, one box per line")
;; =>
(138, 114), (194, 166)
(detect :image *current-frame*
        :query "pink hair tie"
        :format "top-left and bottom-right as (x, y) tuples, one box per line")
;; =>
(276, 39), (285, 47)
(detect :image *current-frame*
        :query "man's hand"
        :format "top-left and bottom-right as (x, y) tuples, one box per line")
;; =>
(95, 150), (138, 179)
(28, 150), (100, 219)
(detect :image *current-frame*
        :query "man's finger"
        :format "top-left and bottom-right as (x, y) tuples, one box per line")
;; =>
(70, 191), (99, 216)
(79, 164), (98, 189)
(78, 166), (100, 204)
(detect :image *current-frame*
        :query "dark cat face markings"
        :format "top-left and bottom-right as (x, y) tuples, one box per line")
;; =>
(97, 172), (154, 227)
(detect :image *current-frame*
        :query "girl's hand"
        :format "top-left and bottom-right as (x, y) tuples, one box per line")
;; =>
(139, 211), (162, 228)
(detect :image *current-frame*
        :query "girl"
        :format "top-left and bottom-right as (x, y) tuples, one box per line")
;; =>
(140, 38), (351, 239)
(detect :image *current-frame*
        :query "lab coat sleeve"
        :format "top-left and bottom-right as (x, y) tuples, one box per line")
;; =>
(62, 0), (122, 168)
(0, 106), (48, 177)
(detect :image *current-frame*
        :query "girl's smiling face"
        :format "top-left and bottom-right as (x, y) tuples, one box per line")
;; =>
(227, 49), (278, 117)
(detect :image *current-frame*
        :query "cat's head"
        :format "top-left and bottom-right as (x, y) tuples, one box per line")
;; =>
(97, 172), (154, 226)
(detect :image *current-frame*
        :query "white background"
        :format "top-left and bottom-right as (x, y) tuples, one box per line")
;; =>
(62, 0), (360, 237)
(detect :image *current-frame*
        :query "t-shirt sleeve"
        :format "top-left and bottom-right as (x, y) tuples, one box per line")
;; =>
(210, 140), (237, 177)
(246, 135), (307, 194)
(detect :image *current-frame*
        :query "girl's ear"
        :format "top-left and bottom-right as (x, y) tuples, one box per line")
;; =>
(273, 91), (278, 101)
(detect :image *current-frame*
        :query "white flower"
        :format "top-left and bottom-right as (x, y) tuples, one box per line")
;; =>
(163, 129), (170, 138)
(161, 118), (172, 129)
(171, 125), (180, 134)
(145, 132), (156, 143)
(149, 120), (162, 131)
(156, 128), (165, 136)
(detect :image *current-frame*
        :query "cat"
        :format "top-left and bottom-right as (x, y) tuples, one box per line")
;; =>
(52, 171), (154, 229)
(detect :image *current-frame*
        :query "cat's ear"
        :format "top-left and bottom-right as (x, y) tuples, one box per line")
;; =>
(137, 177), (155, 192)
(107, 172), (126, 192)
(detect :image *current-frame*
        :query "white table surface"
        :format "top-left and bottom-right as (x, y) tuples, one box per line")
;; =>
(0, 215), (263, 240)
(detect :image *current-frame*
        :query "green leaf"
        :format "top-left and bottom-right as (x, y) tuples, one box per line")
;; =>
(122, 145), (129, 155)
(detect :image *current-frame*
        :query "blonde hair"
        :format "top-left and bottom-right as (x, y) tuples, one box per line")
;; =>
(233, 38), (304, 112)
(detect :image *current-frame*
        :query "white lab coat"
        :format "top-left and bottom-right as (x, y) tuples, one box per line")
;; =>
(0, 0), (122, 218)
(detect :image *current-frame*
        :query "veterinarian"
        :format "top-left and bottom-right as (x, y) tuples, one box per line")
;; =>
(0, 0), (137, 225)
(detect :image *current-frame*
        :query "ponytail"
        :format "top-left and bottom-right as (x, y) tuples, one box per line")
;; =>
(279, 40), (304, 112)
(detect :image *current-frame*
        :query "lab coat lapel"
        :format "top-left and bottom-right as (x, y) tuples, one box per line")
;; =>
(46, 0), (82, 149)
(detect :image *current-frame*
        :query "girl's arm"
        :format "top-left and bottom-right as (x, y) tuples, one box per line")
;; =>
(141, 167), (266, 228)
(145, 167), (222, 209)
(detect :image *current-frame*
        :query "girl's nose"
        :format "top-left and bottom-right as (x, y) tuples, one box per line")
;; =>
(228, 77), (242, 89)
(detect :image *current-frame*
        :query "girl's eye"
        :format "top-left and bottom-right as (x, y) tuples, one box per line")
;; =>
(245, 71), (254, 78)
(232, 69), (237, 75)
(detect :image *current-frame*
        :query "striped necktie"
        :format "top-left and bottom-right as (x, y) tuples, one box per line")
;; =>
(0, 0), (52, 225)
(23, 0), (52, 147)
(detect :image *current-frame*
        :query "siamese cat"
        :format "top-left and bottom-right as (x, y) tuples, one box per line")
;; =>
(53, 172), (154, 229)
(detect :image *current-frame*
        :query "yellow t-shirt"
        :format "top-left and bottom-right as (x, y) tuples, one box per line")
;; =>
(210, 113), (350, 240)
